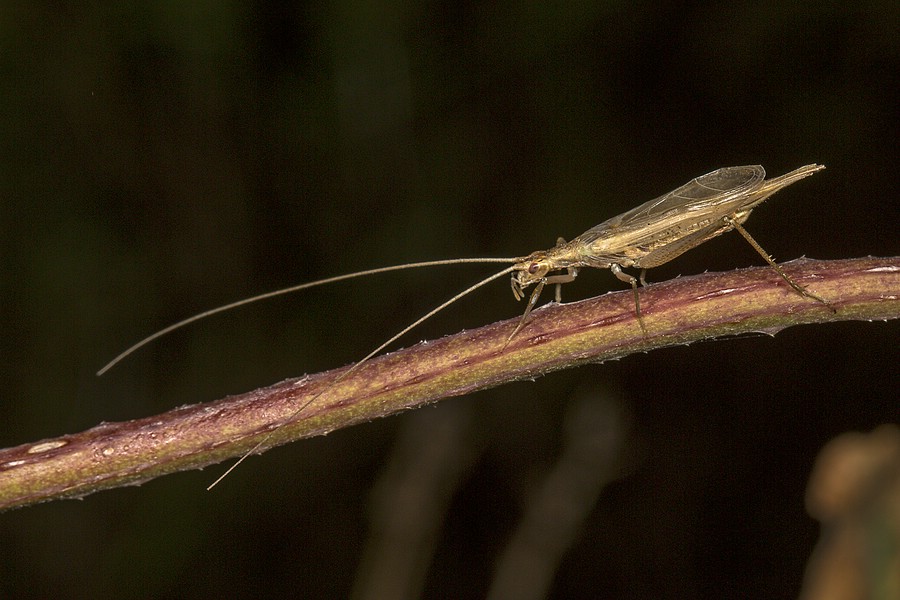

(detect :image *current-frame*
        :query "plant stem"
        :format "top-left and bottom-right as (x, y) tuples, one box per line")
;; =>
(1, 256), (898, 511)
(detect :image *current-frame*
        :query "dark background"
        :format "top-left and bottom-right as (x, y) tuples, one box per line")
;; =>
(1, 3), (897, 599)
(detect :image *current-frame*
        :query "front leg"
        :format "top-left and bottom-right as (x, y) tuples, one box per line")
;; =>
(506, 279), (546, 345)
(506, 265), (580, 345)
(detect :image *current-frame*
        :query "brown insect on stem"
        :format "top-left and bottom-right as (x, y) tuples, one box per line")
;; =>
(506, 164), (830, 338)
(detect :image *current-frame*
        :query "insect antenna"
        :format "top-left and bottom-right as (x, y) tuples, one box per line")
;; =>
(205, 264), (519, 490)
(97, 257), (519, 376)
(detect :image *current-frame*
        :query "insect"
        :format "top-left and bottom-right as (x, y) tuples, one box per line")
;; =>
(99, 163), (828, 487)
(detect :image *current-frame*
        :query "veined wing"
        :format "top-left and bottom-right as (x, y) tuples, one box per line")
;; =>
(574, 165), (766, 253)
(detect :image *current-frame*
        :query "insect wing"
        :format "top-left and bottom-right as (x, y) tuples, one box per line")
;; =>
(574, 166), (766, 255)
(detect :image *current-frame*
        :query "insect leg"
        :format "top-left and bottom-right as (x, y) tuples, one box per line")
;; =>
(506, 279), (546, 344)
(506, 265), (580, 346)
(725, 217), (831, 308)
(610, 264), (648, 334)
(552, 237), (570, 303)
(551, 267), (579, 303)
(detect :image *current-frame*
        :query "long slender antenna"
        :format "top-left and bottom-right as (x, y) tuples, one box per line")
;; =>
(206, 264), (519, 490)
(97, 257), (519, 375)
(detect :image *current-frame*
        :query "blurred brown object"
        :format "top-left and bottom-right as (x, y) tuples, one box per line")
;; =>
(801, 425), (900, 600)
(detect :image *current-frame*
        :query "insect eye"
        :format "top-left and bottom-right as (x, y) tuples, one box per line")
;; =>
(528, 262), (540, 274)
